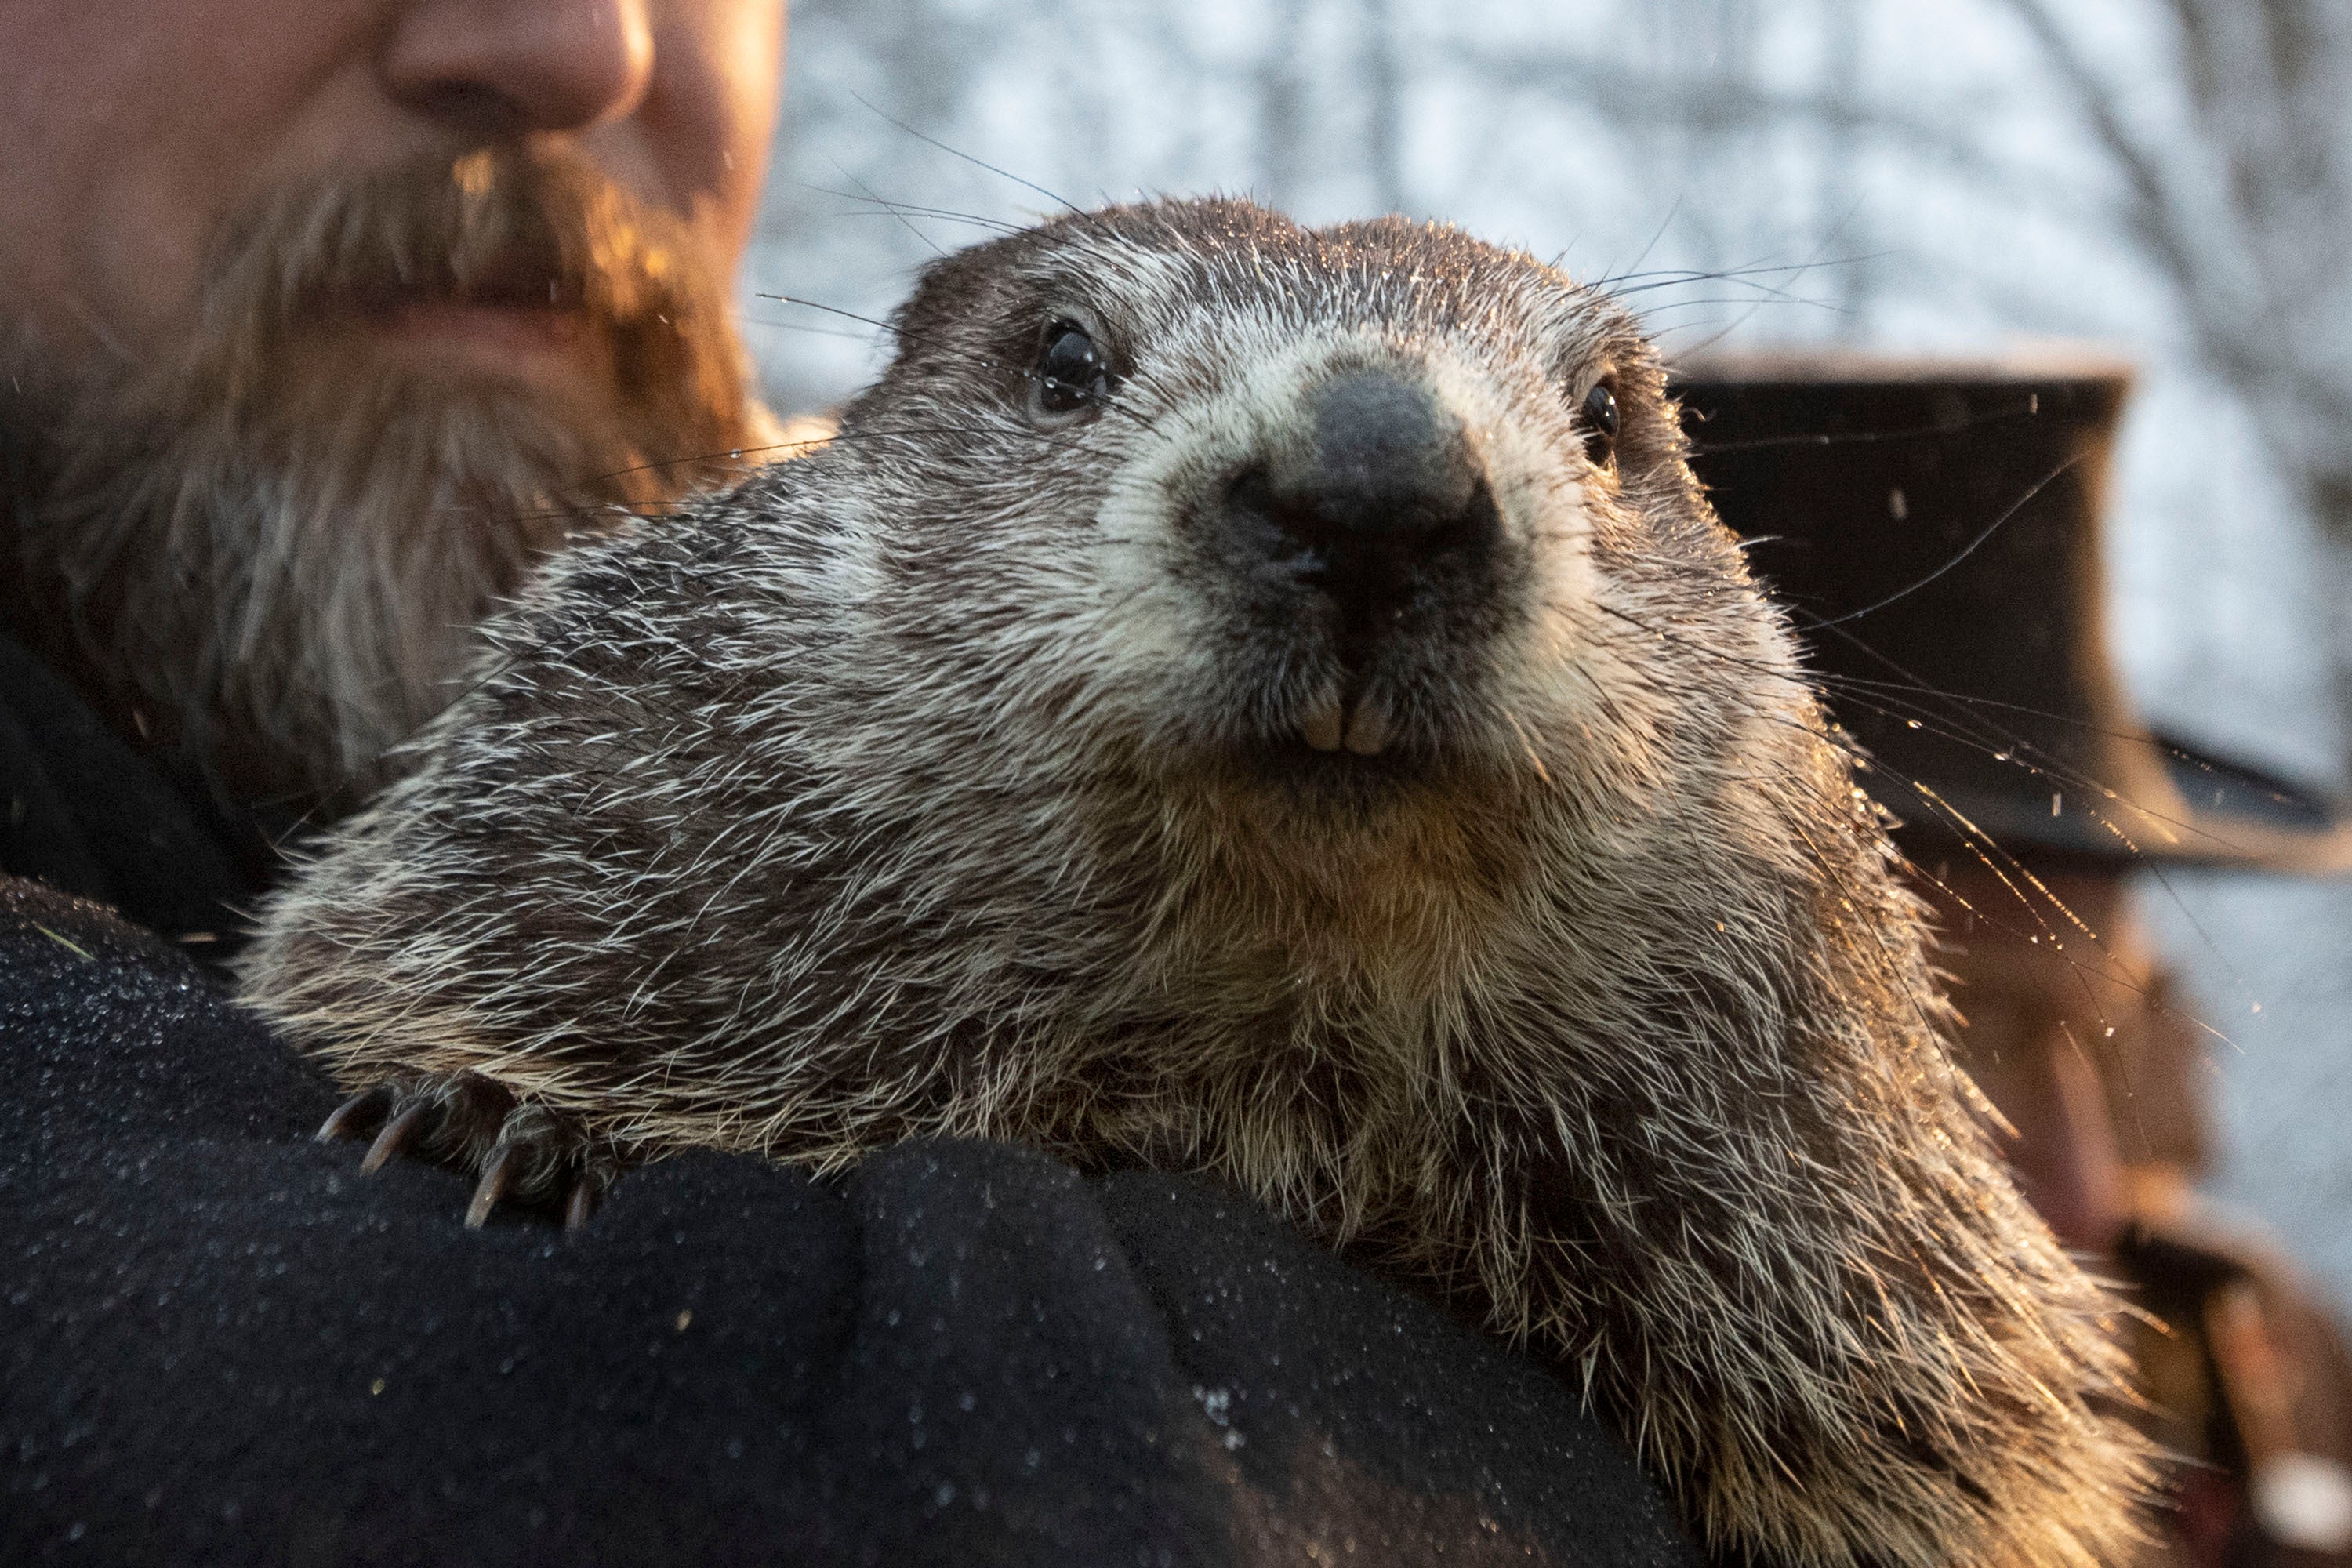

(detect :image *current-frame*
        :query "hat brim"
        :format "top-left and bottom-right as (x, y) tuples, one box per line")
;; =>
(1871, 732), (2352, 874)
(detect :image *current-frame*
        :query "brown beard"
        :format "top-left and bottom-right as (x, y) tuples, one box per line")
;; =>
(9, 145), (761, 815)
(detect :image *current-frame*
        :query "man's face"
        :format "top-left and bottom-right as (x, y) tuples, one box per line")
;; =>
(0, 0), (786, 808)
(0, 0), (782, 382)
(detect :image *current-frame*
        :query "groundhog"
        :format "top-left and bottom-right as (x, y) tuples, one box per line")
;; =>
(239, 198), (2150, 1568)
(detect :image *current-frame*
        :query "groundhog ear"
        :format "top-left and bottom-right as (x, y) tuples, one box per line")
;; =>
(877, 245), (1015, 368)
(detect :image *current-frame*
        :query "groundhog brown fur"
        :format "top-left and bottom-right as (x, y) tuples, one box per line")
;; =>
(239, 198), (2151, 1568)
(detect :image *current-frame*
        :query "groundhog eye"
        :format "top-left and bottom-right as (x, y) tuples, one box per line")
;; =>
(1033, 319), (1111, 419)
(1580, 379), (1620, 468)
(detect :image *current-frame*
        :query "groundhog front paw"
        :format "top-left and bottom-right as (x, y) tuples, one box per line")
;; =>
(315, 1073), (618, 1230)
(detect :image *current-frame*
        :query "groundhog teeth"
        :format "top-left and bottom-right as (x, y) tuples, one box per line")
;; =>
(1342, 695), (1392, 757)
(1301, 698), (1344, 752)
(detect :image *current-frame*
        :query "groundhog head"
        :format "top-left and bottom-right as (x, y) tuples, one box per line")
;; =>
(818, 200), (1795, 882)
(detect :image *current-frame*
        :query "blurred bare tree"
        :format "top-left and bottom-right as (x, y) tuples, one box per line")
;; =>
(2004, 2), (2352, 520)
(1997, 0), (2352, 698)
(746, 0), (1880, 410)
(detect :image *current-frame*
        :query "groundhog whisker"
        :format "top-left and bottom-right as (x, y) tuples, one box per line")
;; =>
(1894, 788), (2167, 1003)
(456, 416), (1116, 538)
(845, 90), (1079, 216)
(1799, 616), (2234, 856)
(1632, 296), (1849, 328)
(740, 316), (884, 342)
(797, 184), (1027, 237)
(1682, 397), (2041, 459)
(1809, 458), (2079, 632)
(1590, 597), (2164, 1003)
(1597, 594), (2216, 857)
(1601, 265), (1817, 299)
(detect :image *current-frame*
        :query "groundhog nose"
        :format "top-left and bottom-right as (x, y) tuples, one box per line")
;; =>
(1226, 373), (1497, 621)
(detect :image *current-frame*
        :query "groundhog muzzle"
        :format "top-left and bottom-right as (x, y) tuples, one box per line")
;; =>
(241, 198), (2151, 1568)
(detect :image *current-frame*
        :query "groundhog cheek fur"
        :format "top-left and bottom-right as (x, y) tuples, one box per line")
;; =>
(239, 198), (2152, 1567)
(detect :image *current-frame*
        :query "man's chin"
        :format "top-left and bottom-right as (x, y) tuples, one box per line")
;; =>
(24, 357), (737, 814)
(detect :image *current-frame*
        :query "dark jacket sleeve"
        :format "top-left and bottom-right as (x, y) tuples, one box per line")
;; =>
(0, 633), (276, 951)
(0, 876), (1697, 1568)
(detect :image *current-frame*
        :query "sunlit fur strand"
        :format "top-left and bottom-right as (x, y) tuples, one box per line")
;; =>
(242, 198), (2147, 1568)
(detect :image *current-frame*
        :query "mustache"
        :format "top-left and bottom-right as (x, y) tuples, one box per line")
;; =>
(191, 144), (739, 415)
(11, 143), (763, 814)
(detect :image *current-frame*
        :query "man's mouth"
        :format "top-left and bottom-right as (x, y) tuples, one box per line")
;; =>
(368, 298), (590, 360)
(334, 252), (604, 375)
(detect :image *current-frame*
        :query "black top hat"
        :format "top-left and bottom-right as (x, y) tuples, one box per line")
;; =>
(1670, 350), (2352, 873)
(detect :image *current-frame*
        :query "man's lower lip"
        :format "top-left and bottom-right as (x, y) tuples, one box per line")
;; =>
(365, 301), (590, 358)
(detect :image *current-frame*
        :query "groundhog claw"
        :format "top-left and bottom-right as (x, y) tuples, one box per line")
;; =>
(562, 1177), (599, 1232)
(316, 1084), (393, 1142)
(465, 1142), (523, 1228)
(361, 1101), (428, 1172)
(314, 1073), (612, 1229)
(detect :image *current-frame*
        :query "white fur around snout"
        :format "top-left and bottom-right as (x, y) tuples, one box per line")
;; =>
(1091, 323), (1602, 765)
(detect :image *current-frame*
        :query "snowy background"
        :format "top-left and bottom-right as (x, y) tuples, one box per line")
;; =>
(736, 0), (2352, 1299)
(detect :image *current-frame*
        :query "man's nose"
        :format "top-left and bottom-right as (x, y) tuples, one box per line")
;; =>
(382, 0), (656, 136)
